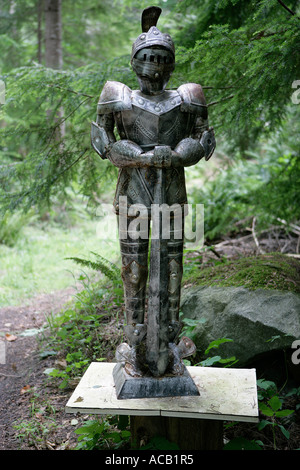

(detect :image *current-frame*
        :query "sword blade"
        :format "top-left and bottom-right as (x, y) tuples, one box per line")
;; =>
(146, 168), (170, 376)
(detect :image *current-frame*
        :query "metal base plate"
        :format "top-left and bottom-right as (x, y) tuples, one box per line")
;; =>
(113, 363), (200, 400)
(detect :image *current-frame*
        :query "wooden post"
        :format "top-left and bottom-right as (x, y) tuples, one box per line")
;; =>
(130, 415), (223, 450)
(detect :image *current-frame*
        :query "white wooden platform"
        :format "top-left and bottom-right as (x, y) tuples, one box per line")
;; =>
(65, 362), (259, 423)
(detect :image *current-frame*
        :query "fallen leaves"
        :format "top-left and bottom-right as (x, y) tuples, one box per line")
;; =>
(20, 385), (31, 394)
(5, 333), (17, 342)
(74, 396), (83, 403)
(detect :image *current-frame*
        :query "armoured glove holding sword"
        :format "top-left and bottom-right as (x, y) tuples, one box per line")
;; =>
(91, 6), (215, 394)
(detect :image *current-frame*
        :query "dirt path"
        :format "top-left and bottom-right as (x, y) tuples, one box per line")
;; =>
(0, 288), (82, 450)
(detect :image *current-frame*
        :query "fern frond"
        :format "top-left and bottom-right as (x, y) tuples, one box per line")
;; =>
(66, 252), (120, 282)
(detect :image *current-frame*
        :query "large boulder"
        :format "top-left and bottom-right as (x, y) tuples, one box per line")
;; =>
(180, 285), (300, 366)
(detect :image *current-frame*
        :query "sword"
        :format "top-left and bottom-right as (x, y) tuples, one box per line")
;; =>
(146, 147), (171, 377)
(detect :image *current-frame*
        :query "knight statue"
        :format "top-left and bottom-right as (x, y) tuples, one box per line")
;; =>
(91, 6), (215, 397)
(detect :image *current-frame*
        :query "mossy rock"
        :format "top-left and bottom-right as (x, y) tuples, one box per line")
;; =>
(181, 253), (300, 366)
(184, 253), (300, 293)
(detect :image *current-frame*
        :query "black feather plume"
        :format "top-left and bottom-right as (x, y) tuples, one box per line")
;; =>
(141, 6), (162, 32)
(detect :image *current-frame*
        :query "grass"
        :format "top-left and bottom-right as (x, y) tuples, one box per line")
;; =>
(0, 204), (120, 308)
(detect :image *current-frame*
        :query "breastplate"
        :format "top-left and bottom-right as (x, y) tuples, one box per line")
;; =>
(115, 90), (196, 150)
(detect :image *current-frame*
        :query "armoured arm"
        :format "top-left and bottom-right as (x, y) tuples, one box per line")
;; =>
(92, 114), (172, 168)
(171, 116), (215, 167)
(91, 114), (116, 160)
(92, 80), (170, 168)
(107, 117), (215, 170)
(92, 113), (214, 168)
(169, 83), (215, 167)
(91, 113), (143, 165)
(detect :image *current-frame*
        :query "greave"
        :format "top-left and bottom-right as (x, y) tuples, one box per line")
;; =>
(119, 216), (149, 345)
(167, 214), (184, 326)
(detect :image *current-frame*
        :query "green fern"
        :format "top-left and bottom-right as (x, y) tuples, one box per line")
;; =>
(66, 252), (120, 282)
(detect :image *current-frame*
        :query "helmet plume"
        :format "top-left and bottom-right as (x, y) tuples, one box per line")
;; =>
(141, 6), (162, 33)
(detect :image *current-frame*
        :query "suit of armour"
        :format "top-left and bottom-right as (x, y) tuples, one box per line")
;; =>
(91, 8), (215, 377)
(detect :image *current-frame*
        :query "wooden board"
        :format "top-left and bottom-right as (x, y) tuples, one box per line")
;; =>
(65, 362), (259, 423)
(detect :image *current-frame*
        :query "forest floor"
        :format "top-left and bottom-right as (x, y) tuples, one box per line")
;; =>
(0, 227), (300, 451)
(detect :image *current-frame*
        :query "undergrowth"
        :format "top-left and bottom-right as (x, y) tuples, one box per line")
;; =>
(44, 265), (123, 389)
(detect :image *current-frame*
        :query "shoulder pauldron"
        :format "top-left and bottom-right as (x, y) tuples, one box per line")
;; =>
(97, 80), (132, 115)
(178, 83), (208, 120)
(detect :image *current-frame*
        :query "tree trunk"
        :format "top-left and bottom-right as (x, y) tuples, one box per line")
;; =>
(37, 0), (44, 64)
(44, 0), (64, 140)
(44, 0), (62, 70)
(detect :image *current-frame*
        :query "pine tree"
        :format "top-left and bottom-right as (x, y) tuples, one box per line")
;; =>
(169, 0), (300, 152)
(0, 0), (137, 214)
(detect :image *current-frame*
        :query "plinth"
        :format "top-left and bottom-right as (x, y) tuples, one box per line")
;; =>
(113, 362), (200, 399)
(65, 362), (259, 450)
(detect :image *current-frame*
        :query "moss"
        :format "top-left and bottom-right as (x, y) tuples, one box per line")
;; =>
(184, 253), (300, 293)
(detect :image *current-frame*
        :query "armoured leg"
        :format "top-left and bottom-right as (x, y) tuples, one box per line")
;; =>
(167, 211), (194, 375)
(167, 213), (184, 338)
(118, 215), (150, 346)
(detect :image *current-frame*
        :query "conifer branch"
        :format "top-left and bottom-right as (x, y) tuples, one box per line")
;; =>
(277, 0), (298, 17)
(207, 94), (235, 107)
(50, 148), (89, 185)
(250, 29), (289, 41)
(47, 83), (95, 99)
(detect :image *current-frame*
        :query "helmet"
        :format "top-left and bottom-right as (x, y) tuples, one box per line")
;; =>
(131, 7), (175, 94)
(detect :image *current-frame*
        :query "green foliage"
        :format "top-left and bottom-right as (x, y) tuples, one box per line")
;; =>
(45, 307), (118, 389)
(188, 106), (300, 241)
(225, 376), (297, 450)
(139, 435), (180, 450)
(75, 417), (131, 450)
(285, 386), (300, 411)
(224, 371), (297, 450)
(44, 269), (123, 389)
(224, 436), (263, 450)
(0, 200), (120, 308)
(256, 378), (294, 449)
(0, 0), (299, 220)
(0, 1), (142, 215)
(1, 3), (299, 450)
(0, 0), (137, 72)
(179, 315), (206, 342)
(0, 61), (133, 215)
(66, 251), (121, 283)
(172, 0), (300, 151)
(179, 319), (238, 367)
(0, 210), (33, 246)
(196, 337), (238, 367)
(46, 353), (90, 390)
